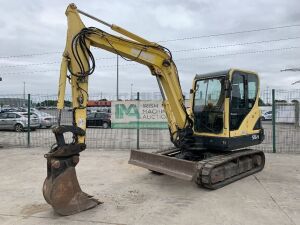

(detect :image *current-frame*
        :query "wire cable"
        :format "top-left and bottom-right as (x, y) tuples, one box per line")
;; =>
(173, 36), (300, 53)
(0, 52), (62, 59)
(175, 46), (300, 61)
(1, 45), (299, 75)
(159, 24), (300, 43)
(2, 36), (300, 69)
(1, 23), (300, 59)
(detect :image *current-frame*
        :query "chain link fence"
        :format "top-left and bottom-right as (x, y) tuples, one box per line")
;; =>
(272, 89), (300, 153)
(0, 90), (300, 153)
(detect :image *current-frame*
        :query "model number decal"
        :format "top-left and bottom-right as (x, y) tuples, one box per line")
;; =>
(252, 134), (259, 140)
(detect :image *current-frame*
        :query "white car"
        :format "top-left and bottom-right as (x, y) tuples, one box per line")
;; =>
(261, 111), (272, 120)
(32, 111), (57, 128)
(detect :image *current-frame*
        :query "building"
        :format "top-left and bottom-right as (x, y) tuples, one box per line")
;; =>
(0, 98), (27, 107)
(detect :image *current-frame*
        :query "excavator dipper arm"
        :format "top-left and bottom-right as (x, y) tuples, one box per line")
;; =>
(43, 3), (191, 215)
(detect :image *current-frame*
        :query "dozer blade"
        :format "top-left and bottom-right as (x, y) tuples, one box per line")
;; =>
(129, 149), (265, 189)
(43, 156), (101, 216)
(129, 150), (197, 181)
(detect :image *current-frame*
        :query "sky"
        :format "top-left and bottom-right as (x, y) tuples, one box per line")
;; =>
(0, 0), (299, 99)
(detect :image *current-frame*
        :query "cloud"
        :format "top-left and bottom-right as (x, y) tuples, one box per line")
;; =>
(0, 0), (299, 98)
(151, 5), (194, 30)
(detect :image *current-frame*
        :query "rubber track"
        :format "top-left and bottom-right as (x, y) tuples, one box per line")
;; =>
(194, 149), (265, 189)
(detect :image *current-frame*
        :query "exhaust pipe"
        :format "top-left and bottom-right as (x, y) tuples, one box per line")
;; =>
(43, 126), (101, 216)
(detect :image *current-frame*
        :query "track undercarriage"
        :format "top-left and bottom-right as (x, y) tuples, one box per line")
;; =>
(129, 148), (265, 189)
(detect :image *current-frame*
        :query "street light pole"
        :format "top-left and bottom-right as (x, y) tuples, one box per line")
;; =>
(291, 80), (300, 85)
(281, 67), (300, 85)
(280, 68), (300, 72)
(116, 55), (119, 100)
(23, 81), (26, 100)
(130, 83), (133, 100)
(266, 86), (269, 104)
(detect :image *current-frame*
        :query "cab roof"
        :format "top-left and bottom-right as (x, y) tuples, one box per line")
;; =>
(194, 68), (257, 80)
(194, 70), (230, 80)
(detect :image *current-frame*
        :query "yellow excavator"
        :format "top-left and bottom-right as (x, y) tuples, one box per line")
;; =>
(43, 3), (265, 215)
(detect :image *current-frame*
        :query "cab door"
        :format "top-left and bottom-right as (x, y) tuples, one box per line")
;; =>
(230, 71), (258, 131)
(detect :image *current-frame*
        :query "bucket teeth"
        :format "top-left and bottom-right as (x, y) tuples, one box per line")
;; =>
(43, 156), (101, 216)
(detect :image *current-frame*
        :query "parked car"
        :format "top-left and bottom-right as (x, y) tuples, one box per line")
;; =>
(32, 111), (57, 128)
(0, 112), (40, 132)
(0, 107), (18, 113)
(261, 111), (272, 120)
(36, 106), (47, 110)
(9, 108), (57, 128)
(86, 112), (111, 128)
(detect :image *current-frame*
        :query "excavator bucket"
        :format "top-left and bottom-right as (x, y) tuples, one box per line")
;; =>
(43, 156), (101, 215)
(43, 126), (101, 216)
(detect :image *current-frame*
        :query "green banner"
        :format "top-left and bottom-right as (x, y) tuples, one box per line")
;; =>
(111, 100), (168, 129)
(111, 121), (168, 129)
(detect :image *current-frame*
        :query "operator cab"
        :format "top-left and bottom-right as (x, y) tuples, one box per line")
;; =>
(191, 69), (264, 150)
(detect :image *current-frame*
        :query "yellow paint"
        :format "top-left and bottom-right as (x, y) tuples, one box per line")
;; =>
(57, 55), (68, 110)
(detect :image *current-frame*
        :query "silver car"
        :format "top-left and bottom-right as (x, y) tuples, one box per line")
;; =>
(32, 111), (57, 128)
(0, 112), (40, 132)
(261, 111), (272, 121)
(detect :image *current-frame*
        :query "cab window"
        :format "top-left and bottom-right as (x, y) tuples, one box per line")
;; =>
(231, 74), (245, 109)
(194, 78), (224, 111)
(248, 75), (258, 109)
(193, 76), (225, 133)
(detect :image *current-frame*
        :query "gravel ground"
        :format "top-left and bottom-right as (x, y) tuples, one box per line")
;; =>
(0, 148), (299, 225)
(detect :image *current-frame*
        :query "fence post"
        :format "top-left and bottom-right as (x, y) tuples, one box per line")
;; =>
(27, 94), (31, 147)
(294, 100), (299, 128)
(136, 92), (140, 150)
(272, 89), (276, 153)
